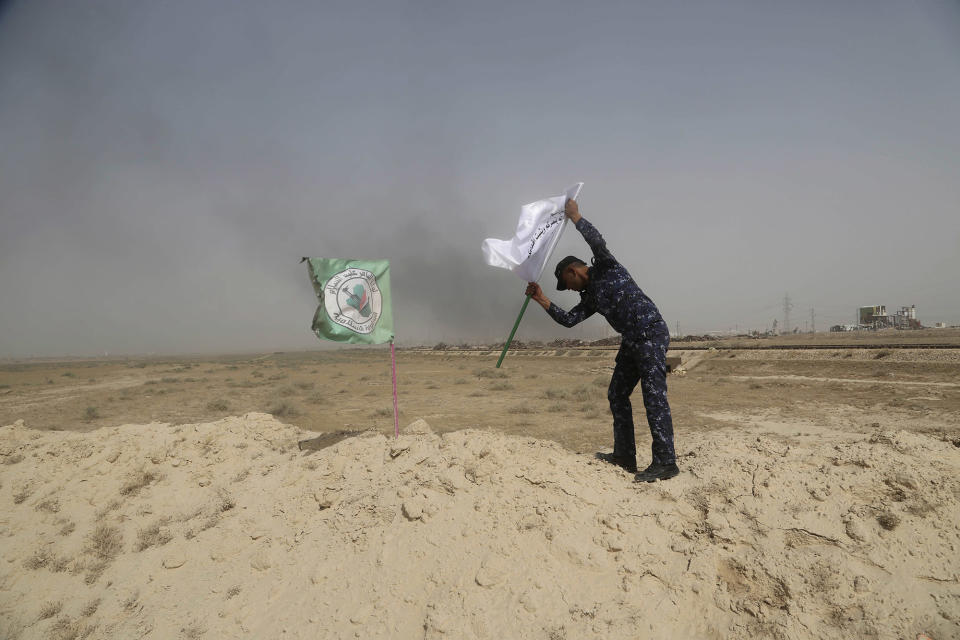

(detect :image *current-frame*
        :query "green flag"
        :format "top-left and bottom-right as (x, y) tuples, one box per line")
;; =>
(304, 258), (394, 345)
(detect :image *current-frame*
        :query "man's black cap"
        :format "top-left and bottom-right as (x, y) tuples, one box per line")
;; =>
(554, 255), (585, 291)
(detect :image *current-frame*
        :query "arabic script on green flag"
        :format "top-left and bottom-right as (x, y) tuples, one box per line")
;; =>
(304, 258), (393, 344)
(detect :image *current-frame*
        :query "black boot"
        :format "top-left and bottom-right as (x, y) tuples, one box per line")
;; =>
(634, 461), (679, 483)
(595, 452), (638, 473)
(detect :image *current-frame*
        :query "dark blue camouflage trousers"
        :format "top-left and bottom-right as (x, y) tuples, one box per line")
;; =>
(607, 333), (676, 466)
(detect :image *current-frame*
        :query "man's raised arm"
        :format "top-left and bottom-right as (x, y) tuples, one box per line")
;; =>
(525, 282), (595, 328)
(564, 199), (613, 263)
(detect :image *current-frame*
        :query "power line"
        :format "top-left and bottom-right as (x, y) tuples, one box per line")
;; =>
(783, 293), (793, 335)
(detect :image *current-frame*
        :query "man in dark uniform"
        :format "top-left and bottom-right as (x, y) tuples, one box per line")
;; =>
(525, 198), (679, 482)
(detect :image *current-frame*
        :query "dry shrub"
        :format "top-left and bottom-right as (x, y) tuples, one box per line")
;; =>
(86, 524), (123, 560)
(120, 470), (161, 497)
(3, 453), (23, 465)
(95, 499), (121, 519)
(807, 561), (840, 594)
(13, 483), (34, 504)
(24, 547), (53, 570)
(122, 592), (140, 612)
(489, 382), (513, 391)
(547, 625), (566, 640)
(50, 555), (71, 573)
(81, 599), (100, 617)
(84, 559), (109, 585)
(508, 405), (533, 414)
(877, 511), (900, 530)
(59, 521), (76, 536)
(475, 368), (507, 379)
(135, 520), (173, 552)
(198, 515), (220, 533)
(215, 488), (236, 513)
(570, 388), (593, 402)
(36, 497), (61, 513)
(37, 601), (62, 620)
(181, 621), (205, 639)
(206, 399), (230, 412)
(197, 434), (217, 455)
(543, 389), (568, 400)
(188, 490), (234, 535)
(268, 402), (301, 418)
(50, 615), (97, 640)
(68, 556), (88, 576)
(83, 407), (100, 421)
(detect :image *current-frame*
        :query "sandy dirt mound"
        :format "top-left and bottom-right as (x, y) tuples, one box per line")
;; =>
(1, 414), (958, 639)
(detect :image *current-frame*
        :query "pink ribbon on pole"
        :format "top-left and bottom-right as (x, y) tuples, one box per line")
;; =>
(391, 341), (399, 439)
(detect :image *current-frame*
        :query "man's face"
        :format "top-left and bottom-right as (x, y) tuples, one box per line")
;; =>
(562, 264), (588, 291)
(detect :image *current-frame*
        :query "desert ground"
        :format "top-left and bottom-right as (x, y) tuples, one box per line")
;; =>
(1, 331), (959, 638)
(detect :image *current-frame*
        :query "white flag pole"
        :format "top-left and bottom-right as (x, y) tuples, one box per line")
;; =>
(495, 183), (582, 368)
(534, 181), (582, 280)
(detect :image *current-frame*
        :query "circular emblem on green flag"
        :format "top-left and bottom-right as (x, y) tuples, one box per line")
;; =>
(323, 268), (383, 334)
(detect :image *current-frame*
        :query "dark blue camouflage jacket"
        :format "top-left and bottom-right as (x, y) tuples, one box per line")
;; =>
(547, 217), (668, 345)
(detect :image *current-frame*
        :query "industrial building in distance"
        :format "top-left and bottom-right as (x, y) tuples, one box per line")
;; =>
(831, 305), (921, 332)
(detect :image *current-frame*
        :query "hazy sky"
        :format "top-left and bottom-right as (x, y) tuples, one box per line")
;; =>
(1, 0), (958, 357)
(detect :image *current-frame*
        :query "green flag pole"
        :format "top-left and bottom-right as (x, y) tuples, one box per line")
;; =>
(496, 294), (532, 368)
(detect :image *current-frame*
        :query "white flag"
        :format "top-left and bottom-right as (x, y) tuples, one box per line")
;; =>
(482, 183), (583, 282)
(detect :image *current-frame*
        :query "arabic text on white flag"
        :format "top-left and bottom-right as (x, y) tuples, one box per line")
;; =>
(481, 183), (583, 282)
